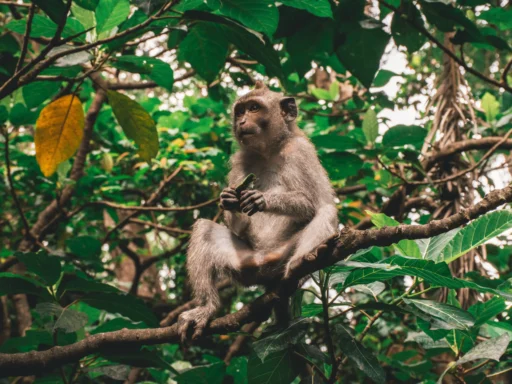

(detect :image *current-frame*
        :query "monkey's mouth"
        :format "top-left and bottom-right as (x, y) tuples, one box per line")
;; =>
(239, 130), (257, 138)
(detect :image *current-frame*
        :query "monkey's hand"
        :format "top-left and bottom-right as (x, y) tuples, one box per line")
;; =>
(240, 190), (266, 216)
(177, 306), (213, 342)
(220, 187), (240, 211)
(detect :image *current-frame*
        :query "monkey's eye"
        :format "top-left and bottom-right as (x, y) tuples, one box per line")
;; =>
(248, 103), (260, 112)
(234, 108), (244, 117)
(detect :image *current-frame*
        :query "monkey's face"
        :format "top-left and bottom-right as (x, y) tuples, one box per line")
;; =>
(233, 97), (270, 146)
(232, 83), (298, 153)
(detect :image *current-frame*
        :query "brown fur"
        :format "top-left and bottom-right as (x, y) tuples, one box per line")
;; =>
(177, 84), (339, 341)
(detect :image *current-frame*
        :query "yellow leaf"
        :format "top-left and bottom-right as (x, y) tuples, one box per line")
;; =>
(171, 138), (185, 147)
(35, 94), (84, 177)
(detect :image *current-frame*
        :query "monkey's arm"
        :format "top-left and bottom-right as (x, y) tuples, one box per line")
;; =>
(240, 189), (315, 221)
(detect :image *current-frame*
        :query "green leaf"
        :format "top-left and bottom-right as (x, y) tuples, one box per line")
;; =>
(175, 362), (226, 384)
(36, 302), (88, 333)
(217, 0), (278, 37)
(280, 0), (332, 18)
(429, 210), (512, 264)
(252, 318), (309, 361)
(22, 81), (61, 109)
(110, 55), (174, 91)
(373, 69), (399, 87)
(366, 211), (421, 258)
(334, 324), (386, 384)
(226, 356), (248, 384)
(391, 3), (427, 53)
(311, 87), (335, 101)
(404, 299), (475, 330)
(0, 272), (51, 299)
(31, 0), (66, 24)
(6, 15), (86, 41)
(311, 135), (361, 151)
(481, 92), (500, 123)
(247, 349), (300, 384)
(382, 125), (427, 149)
(301, 303), (323, 318)
(336, 21), (390, 88)
(342, 256), (512, 300)
(95, 0), (130, 35)
(107, 90), (159, 161)
(74, 0), (99, 11)
(66, 236), (102, 260)
(415, 229), (459, 260)
(178, 23), (229, 83)
(71, 2), (96, 30)
(468, 297), (506, 327)
(362, 109), (378, 145)
(321, 152), (363, 180)
(81, 292), (159, 327)
(437, 333), (510, 384)
(480, 8), (512, 31)
(14, 251), (62, 285)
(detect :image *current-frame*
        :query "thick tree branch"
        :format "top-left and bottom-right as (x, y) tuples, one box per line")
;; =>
(425, 137), (512, 169)
(1, 184), (511, 376)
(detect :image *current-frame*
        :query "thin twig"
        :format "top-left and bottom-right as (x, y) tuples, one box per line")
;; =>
(15, 4), (35, 73)
(2, 128), (32, 237)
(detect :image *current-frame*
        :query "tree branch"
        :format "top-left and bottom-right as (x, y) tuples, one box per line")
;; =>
(2, 184), (511, 376)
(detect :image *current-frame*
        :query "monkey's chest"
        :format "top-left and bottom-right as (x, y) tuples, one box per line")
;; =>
(245, 213), (302, 251)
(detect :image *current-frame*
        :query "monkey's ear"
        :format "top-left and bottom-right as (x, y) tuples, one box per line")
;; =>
(280, 97), (297, 122)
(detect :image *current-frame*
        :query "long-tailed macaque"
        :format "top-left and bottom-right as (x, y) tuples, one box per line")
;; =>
(177, 82), (339, 340)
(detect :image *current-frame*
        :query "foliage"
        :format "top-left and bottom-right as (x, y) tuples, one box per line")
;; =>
(0, 0), (512, 383)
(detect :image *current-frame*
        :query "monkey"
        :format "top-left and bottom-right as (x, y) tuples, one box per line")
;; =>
(177, 81), (339, 341)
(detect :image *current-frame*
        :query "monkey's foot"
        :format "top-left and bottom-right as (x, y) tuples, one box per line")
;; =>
(177, 307), (213, 342)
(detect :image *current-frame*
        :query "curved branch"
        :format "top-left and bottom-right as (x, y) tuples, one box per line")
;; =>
(425, 137), (512, 169)
(1, 184), (511, 376)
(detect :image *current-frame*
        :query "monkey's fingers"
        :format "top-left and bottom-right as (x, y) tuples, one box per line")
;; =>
(240, 192), (259, 209)
(221, 188), (237, 197)
(177, 317), (193, 343)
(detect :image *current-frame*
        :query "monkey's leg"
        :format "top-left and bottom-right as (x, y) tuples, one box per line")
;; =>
(177, 219), (252, 341)
(284, 206), (338, 278)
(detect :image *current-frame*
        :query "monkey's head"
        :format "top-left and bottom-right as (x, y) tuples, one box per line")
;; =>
(232, 81), (298, 153)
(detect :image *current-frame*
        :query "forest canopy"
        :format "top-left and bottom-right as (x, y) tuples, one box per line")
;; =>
(1, 0), (512, 383)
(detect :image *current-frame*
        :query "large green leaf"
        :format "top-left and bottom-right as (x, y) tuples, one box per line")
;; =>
(391, 2), (427, 53)
(6, 15), (86, 41)
(247, 349), (300, 384)
(179, 23), (229, 83)
(404, 299), (475, 330)
(311, 135), (361, 151)
(481, 92), (500, 123)
(217, 0), (278, 37)
(107, 90), (159, 161)
(428, 210), (512, 264)
(382, 125), (427, 149)
(415, 229), (459, 260)
(468, 297), (506, 327)
(0, 272), (51, 299)
(81, 292), (159, 327)
(95, 0), (130, 35)
(280, 0), (333, 18)
(342, 256), (512, 300)
(336, 22), (390, 88)
(110, 55), (174, 91)
(321, 152), (364, 180)
(31, 0), (66, 24)
(334, 324), (386, 384)
(14, 251), (62, 285)
(66, 236), (102, 260)
(22, 81), (61, 109)
(480, 8), (512, 31)
(252, 318), (309, 361)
